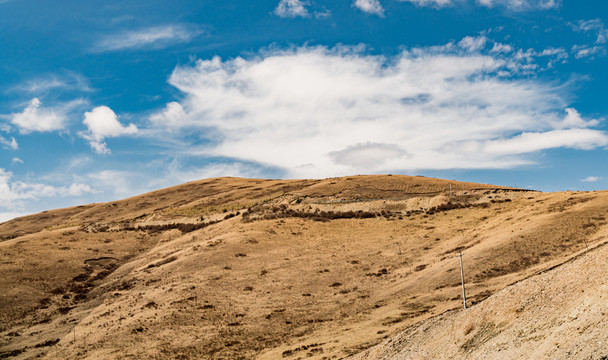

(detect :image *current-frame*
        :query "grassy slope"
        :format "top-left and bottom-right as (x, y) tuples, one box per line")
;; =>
(1, 176), (604, 359)
(350, 227), (608, 359)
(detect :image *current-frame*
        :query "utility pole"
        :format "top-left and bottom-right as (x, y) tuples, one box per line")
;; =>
(458, 251), (467, 309)
(450, 184), (452, 197)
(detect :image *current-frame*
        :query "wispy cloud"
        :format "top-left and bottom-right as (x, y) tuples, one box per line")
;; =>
(149, 41), (607, 178)
(0, 168), (95, 217)
(581, 176), (601, 183)
(353, 0), (385, 16)
(400, 0), (454, 7)
(476, 0), (560, 10)
(572, 45), (606, 59)
(80, 106), (138, 154)
(8, 72), (92, 94)
(0, 135), (18, 150)
(92, 24), (201, 52)
(400, 0), (560, 10)
(574, 19), (608, 44)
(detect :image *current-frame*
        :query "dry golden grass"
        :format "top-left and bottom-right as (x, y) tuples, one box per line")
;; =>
(0, 175), (604, 359)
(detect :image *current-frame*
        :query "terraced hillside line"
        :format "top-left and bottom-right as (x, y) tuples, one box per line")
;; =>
(0, 176), (499, 241)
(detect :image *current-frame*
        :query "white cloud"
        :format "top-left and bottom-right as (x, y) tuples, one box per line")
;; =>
(353, 0), (385, 16)
(476, 0), (559, 10)
(149, 101), (188, 128)
(581, 176), (601, 183)
(556, 108), (598, 129)
(11, 158), (23, 164)
(0, 168), (95, 215)
(458, 35), (487, 52)
(575, 19), (607, 44)
(400, 0), (559, 9)
(149, 43), (608, 178)
(11, 98), (65, 133)
(0, 211), (28, 223)
(490, 42), (513, 53)
(314, 8), (332, 19)
(0, 135), (18, 150)
(400, 0), (455, 7)
(274, 0), (310, 18)
(81, 106), (138, 154)
(329, 143), (408, 167)
(572, 45), (606, 59)
(93, 24), (201, 52)
(9, 72), (92, 94)
(470, 128), (608, 155)
(157, 162), (268, 188)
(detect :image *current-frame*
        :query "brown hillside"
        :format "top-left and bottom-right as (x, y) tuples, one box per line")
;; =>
(1, 175), (603, 359)
(350, 229), (608, 359)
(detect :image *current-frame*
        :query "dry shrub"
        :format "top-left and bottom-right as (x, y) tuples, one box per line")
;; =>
(464, 322), (476, 335)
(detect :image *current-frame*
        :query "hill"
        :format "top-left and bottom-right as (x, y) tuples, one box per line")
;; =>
(0, 175), (605, 359)
(350, 232), (608, 359)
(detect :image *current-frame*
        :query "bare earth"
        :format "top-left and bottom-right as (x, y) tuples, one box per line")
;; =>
(0, 175), (606, 359)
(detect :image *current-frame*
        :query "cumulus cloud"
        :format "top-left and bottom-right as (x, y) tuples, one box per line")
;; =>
(81, 106), (138, 154)
(11, 158), (23, 164)
(11, 98), (65, 133)
(274, 0), (310, 18)
(93, 24), (201, 52)
(149, 101), (188, 129)
(353, 0), (385, 16)
(148, 43), (608, 178)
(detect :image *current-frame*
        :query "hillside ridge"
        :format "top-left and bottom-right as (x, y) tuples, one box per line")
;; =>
(2, 175), (604, 360)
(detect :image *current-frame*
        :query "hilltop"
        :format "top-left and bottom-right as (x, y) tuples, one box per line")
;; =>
(0, 175), (605, 359)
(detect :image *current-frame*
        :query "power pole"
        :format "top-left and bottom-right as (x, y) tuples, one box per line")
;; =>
(450, 184), (452, 197)
(458, 251), (467, 309)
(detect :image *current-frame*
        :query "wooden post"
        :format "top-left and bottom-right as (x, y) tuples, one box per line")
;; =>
(458, 252), (467, 309)
(73, 328), (76, 342)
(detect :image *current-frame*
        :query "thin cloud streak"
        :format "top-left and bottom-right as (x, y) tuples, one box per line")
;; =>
(400, 0), (560, 10)
(8, 72), (92, 94)
(92, 24), (202, 52)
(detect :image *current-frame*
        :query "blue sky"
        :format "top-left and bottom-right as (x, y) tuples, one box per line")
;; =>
(1, 0), (608, 220)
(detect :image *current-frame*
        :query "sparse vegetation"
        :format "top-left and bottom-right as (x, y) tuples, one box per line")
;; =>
(1, 175), (604, 360)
